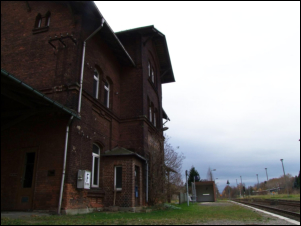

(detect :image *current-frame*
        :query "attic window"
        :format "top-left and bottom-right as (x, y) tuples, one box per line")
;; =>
(33, 11), (51, 34)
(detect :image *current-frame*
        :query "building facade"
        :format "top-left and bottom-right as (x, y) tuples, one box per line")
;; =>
(1, 1), (175, 214)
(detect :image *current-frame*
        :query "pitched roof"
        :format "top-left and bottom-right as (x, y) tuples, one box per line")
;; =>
(1, 69), (80, 131)
(102, 146), (147, 161)
(69, 1), (135, 67)
(116, 25), (175, 84)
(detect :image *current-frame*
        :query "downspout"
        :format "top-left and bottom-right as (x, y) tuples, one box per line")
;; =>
(146, 160), (149, 203)
(78, 18), (105, 114)
(58, 115), (74, 214)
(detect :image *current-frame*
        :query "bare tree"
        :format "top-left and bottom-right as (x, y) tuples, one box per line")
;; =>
(164, 135), (185, 202)
(147, 132), (186, 205)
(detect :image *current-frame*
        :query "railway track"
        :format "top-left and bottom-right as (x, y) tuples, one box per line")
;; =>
(233, 199), (300, 222)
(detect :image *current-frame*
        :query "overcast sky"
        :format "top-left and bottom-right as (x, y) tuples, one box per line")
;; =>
(95, 1), (300, 192)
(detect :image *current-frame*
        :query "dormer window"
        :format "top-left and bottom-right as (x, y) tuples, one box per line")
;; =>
(33, 11), (51, 34)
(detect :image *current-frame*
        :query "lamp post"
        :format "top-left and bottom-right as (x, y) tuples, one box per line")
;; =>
(227, 180), (230, 199)
(265, 168), (268, 182)
(256, 174), (259, 190)
(280, 159), (289, 196)
(215, 178), (218, 200)
(210, 169), (216, 181)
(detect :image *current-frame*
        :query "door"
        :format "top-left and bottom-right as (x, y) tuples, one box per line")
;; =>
(16, 149), (38, 210)
(135, 166), (140, 207)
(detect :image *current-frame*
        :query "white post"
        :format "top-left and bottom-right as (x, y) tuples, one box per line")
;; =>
(186, 170), (189, 206)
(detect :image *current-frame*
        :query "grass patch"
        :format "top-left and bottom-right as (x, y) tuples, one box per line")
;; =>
(1, 201), (268, 225)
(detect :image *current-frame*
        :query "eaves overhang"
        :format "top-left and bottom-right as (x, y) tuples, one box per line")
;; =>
(101, 146), (147, 162)
(116, 25), (175, 84)
(163, 108), (170, 121)
(68, 1), (135, 67)
(1, 69), (80, 120)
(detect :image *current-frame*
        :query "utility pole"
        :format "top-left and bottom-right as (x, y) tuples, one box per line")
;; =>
(236, 179), (239, 198)
(280, 159), (289, 197)
(240, 176), (243, 198)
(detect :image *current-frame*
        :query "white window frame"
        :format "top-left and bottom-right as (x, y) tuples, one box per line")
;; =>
(92, 144), (100, 187)
(93, 70), (99, 99)
(151, 67), (155, 83)
(104, 80), (110, 108)
(114, 166), (122, 191)
(37, 18), (42, 28)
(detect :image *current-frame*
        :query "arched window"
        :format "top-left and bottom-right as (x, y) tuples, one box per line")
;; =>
(33, 11), (51, 34)
(104, 80), (110, 108)
(151, 67), (155, 83)
(148, 61), (151, 77)
(93, 70), (99, 99)
(154, 109), (157, 127)
(92, 144), (100, 187)
(35, 14), (42, 28)
(149, 104), (152, 122)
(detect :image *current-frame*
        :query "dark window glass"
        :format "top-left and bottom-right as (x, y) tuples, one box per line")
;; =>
(23, 152), (35, 188)
(93, 79), (97, 98)
(93, 157), (99, 185)
(93, 144), (99, 154)
(116, 167), (122, 189)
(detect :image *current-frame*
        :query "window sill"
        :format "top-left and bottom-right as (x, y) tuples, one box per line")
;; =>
(32, 26), (49, 34)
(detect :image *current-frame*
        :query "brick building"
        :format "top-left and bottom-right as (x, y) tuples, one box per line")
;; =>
(1, 1), (175, 214)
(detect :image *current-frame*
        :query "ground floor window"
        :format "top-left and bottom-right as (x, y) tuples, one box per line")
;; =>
(92, 144), (100, 187)
(114, 166), (122, 191)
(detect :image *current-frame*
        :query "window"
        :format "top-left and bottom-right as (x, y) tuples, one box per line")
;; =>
(114, 166), (122, 190)
(149, 106), (152, 122)
(104, 80), (110, 108)
(151, 67), (155, 83)
(92, 144), (100, 187)
(154, 111), (156, 127)
(93, 70), (99, 99)
(148, 61), (151, 77)
(33, 12), (51, 34)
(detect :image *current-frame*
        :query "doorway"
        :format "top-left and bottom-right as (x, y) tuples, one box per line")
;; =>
(16, 149), (38, 210)
(135, 166), (140, 207)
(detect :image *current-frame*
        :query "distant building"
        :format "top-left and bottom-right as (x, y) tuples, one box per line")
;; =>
(1, 1), (175, 214)
(195, 181), (216, 202)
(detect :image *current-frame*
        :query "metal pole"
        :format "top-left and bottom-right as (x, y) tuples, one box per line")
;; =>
(256, 174), (259, 189)
(280, 159), (289, 196)
(186, 170), (189, 206)
(265, 168), (268, 181)
(236, 179), (239, 198)
(240, 176), (242, 198)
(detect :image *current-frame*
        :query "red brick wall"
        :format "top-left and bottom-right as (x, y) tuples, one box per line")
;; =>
(1, 113), (69, 211)
(1, 1), (167, 211)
